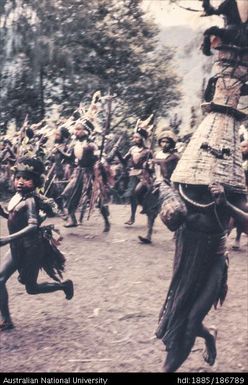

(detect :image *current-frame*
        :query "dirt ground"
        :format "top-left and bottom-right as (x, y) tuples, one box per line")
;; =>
(0, 203), (247, 373)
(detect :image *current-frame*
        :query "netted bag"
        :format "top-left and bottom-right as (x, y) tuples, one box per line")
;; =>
(159, 182), (187, 231)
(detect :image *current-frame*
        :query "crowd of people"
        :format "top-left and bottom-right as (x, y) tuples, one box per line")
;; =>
(0, 0), (248, 375)
(0, 95), (185, 239)
(0, 86), (248, 372)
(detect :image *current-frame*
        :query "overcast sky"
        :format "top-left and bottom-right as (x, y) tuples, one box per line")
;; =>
(142, 0), (223, 28)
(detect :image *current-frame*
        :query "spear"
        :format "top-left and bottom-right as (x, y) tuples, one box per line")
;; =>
(142, 113), (156, 186)
(170, 0), (203, 13)
(99, 91), (113, 160)
(16, 114), (29, 156)
(85, 91), (114, 220)
(43, 163), (56, 196)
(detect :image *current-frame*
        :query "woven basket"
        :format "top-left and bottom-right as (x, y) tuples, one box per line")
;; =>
(215, 47), (248, 67)
(211, 50), (248, 116)
(159, 182), (187, 231)
(171, 112), (247, 193)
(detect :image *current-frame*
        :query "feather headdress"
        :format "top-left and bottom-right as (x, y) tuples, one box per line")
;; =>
(76, 91), (102, 134)
(134, 114), (154, 140)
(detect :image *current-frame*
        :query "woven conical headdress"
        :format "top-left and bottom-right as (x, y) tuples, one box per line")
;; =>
(172, 19), (248, 194)
(171, 111), (247, 193)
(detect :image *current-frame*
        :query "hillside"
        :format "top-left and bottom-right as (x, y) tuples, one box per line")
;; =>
(159, 25), (213, 134)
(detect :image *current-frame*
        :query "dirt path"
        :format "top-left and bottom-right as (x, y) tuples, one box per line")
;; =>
(0, 204), (247, 373)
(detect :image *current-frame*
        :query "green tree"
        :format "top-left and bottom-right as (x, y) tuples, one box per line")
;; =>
(0, 0), (181, 131)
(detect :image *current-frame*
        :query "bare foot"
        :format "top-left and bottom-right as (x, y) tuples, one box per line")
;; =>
(125, 219), (134, 225)
(103, 223), (111, 232)
(138, 235), (152, 244)
(203, 329), (217, 366)
(0, 320), (15, 332)
(63, 280), (74, 300)
(64, 221), (78, 228)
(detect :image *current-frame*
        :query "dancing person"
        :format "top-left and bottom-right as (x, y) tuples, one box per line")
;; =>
(156, 181), (248, 372)
(60, 120), (111, 232)
(117, 117), (153, 226)
(0, 157), (74, 332)
(138, 129), (180, 244)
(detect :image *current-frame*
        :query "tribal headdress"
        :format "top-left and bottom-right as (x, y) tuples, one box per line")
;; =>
(75, 90), (102, 134)
(134, 114), (154, 140)
(12, 157), (45, 187)
(157, 129), (178, 145)
(54, 91), (102, 136)
(171, 0), (248, 194)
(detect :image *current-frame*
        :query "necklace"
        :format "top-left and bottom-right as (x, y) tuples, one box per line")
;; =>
(179, 184), (215, 209)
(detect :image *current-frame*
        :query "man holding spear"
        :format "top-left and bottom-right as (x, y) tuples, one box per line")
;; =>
(59, 91), (113, 232)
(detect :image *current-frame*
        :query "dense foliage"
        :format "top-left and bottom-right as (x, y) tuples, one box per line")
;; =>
(0, 0), (181, 132)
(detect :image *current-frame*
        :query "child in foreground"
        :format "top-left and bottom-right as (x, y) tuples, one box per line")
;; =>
(0, 156), (74, 331)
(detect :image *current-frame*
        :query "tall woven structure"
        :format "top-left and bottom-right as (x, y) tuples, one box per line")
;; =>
(172, 6), (248, 194)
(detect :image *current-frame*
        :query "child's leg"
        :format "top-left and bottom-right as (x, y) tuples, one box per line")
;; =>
(0, 251), (17, 329)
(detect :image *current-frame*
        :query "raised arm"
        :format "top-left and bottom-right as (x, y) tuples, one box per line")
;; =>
(209, 182), (248, 233)
(115, 149), (130, 167)
(226, 201), (248, 233)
